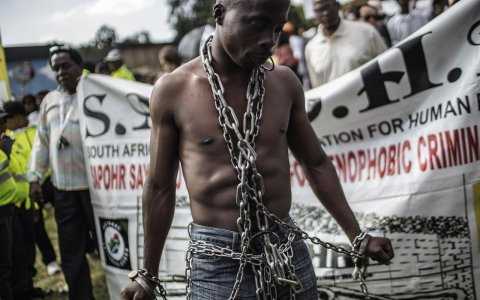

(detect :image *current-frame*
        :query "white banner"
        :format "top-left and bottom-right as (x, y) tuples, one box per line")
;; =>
(78, 1), (480, 298)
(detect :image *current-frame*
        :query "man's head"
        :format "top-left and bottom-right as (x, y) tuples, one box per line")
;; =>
(359, 5), (378, 26)
(313, 0), (341, 31)
(3, 101), (28, 130)
(397, 0), (411, 13)
(49, 45), (83, 94)
(213, 0), (290, 69)
(158, 46), (181, 73)
(104, 49), (124, 73)
(22, 94), (38, 114)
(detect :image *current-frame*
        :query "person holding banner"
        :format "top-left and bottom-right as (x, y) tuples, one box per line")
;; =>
(28, 46), (97, 300)
(122, 0), (394, 299)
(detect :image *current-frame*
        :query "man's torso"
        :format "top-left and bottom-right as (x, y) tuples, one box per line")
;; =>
(38, 90), (88, 189)
(164, 59), (296, 231)
(305, 20), (378, 87)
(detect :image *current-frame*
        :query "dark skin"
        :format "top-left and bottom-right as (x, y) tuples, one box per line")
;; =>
(29, 52), (83, 203)
(122, 0), (394, 299)
(314, 0), (341, 37)
(5, 114), (28, 131)
(23, 96), (37, 114)
(398, 0), (412, 14)
(107, 60), (123, 73)
(0, 119), (6, 135)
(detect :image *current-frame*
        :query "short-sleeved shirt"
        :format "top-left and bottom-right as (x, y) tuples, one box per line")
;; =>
(387, 11), (430, 45)
(305, 20), (387, 88)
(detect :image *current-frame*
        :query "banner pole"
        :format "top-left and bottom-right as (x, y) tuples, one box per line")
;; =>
(0, 28), (12, 102)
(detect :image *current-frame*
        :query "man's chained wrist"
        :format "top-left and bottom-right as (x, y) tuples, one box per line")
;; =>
(128, 269), (167, 299)
(351, 231), (370, 256)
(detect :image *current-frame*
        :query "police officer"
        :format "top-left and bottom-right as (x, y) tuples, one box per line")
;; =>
(0, 108), (17, 300)
(104, 49), (136, 81)
(3, 100), (45, 299)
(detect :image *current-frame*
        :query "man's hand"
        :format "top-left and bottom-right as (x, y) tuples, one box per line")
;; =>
(120, 282), (152, 300)
(365, 236), (394, 264)
(29, 182), (43, 203)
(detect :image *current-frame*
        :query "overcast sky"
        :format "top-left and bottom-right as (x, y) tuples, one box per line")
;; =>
(0, 0), (176, 46)
(0, 0), (308, 47)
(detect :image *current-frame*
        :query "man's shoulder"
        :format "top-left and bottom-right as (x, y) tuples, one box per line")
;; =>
(150, 58), (204, 112)
(344, 20), (376, 35)
(39, 90), (61, 111)
(271, 65), (298, 82)
(269, 65), (303, 99)
(305, 29), (324, 51)
(387, 14), (404, 26)
(154, 58), (203, 91)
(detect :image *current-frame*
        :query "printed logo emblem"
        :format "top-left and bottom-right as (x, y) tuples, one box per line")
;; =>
(100, 218), (131, 270)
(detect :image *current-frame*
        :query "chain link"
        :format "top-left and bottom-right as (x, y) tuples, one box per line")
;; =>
(183, 35), (370, 299)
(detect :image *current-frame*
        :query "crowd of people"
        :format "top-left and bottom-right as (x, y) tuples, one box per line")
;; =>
(272, 0), (460, 90)
(1, 46), (97, 300)
(81, 0), (460, 91)
(0, 0), (462, 299)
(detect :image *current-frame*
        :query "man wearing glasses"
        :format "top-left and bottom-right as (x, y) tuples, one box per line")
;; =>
(28, 46), (97, 300)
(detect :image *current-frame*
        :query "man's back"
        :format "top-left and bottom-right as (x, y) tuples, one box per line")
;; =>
(152, 58), (299, 231)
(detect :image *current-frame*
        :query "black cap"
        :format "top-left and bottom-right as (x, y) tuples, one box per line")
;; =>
(49, 44), (83, 68)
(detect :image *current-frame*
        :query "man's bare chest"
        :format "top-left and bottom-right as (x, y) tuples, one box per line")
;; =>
(176, 88), (292, 154)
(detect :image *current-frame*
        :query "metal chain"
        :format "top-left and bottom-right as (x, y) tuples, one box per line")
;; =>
(184, 35), (370, 299)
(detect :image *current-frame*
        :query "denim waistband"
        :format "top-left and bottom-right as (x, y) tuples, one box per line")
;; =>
(189, 216), (295, 250)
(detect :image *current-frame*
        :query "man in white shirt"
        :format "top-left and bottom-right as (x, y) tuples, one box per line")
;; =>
(28, 46), (96, 300)
(387, 0), (432, 45)
(305, 0), (387, 88)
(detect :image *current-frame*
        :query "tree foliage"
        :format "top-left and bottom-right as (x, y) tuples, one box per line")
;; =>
(288, 5), (315, 31)
(167, 0), (215, 42)
(94, 24), (118, 49)
(123, 30), (152, 44)
(166, 1), (312, 42)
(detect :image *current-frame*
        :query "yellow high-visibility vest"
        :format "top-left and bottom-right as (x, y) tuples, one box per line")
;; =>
(111, 65), (135, 81)
(10, 127), (37, 209)
(0, 149), (16, 207)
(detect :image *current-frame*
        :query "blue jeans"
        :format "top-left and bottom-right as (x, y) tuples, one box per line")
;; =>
(189, 221), (318, 299)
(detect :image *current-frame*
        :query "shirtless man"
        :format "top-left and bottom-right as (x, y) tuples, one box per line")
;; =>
(121, 0), (394, 299)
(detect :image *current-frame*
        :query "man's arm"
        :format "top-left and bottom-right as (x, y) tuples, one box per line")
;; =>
(143, 75), (180, 275)
(304, 43), (319, 89)
(369, 26), (388, 57)
(28, 98), (50, 202)
(284, 68), (393, 262)
(122, 74), (180, 300)
(28, 99), (50, 182)
(285, 68), (360, 242)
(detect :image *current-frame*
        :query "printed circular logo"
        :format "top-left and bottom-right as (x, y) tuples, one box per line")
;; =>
(100, 218), (131, 270)
(104, 224), (125, 261)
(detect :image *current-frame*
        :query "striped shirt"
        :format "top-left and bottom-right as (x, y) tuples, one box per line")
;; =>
(28, 87), (88, 191)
